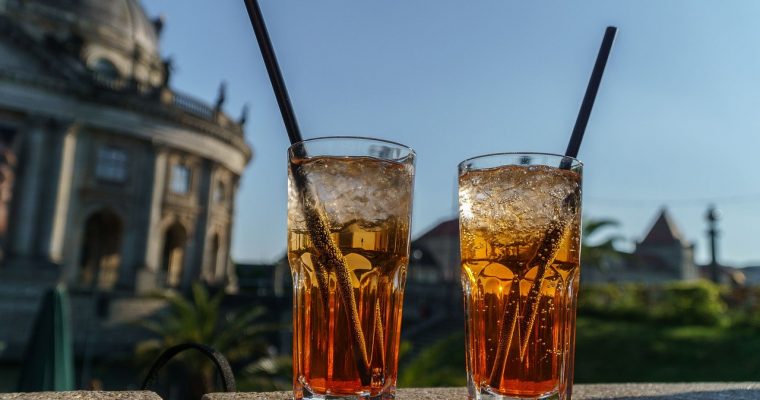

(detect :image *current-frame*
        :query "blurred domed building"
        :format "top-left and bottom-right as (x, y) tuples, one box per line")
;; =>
(0, 0), (251, 290)
(0, 0), (251, 367)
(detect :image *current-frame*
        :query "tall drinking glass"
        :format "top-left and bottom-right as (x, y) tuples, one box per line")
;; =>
(458, 153), (582, 400)
(288, 137), (415, 400)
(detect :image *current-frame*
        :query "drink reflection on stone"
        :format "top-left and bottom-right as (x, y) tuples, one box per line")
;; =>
(288, 138), (415, 400)
(458, 154), (582, 400)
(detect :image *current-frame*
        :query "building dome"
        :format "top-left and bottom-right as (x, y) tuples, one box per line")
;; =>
(3, 0), (164, 87)
(27, 0), (159, 55)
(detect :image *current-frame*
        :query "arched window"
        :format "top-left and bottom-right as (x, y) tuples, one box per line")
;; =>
(170, 164), (191, 194)
(162, 221), (187, 288)
(91, 58), (120, 81)
(79, 210), (123, 290)
(213, 180), (226, 204)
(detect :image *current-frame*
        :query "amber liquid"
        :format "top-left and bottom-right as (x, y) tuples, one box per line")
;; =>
(459, 165), (581, 399)
(289, 222), (408, 398)
(462, 236), (579, 398)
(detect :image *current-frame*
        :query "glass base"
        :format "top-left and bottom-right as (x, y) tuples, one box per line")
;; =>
(469, 387), (563, 400)
(296, 378), (395, 400)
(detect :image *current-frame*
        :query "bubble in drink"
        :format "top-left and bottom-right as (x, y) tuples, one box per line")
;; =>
(459, 164), (581, 399)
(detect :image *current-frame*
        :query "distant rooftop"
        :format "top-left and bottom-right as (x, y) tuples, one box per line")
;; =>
(640, 208), (685, 246)
(8, 0), (161, 63)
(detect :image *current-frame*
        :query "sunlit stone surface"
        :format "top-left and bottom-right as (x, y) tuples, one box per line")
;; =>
(204, 382), (760, 400)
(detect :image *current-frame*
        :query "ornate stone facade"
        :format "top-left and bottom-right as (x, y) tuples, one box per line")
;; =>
(0, 0), (251, 292)
(0, 0), (251, 363)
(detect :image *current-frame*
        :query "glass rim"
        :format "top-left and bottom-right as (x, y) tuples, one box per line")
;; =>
(458, 151), (582, 170)
(288, 135), (416, 157)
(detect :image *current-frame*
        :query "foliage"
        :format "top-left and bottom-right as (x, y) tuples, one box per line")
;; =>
(398, 332), (466, 388)
(135, 284), (285, 399)
(581, 218), (623, 272)
(725, 286), (760, 329)
(396, 281), (759, 387)
(398, 340), (412, 362)
(578, 283), (649, 320)
(575, 316), (760, 383)
(237, 355), (292, 392)
(651, 281), (727, 326)
(397, 315), (760, 387)
(579, 280), (728, 326)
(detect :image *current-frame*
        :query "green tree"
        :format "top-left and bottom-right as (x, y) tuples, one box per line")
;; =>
(399, 333), (466, 388)
(136, 284), (284, 399)
(237, 355), (292, 392)
(582, 218), (623, 272)
(653, 280), (728, 326)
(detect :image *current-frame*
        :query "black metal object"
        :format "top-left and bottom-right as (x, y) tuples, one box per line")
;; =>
(243, 0), (303, 145)
(140, 342), (236, 393)
(706, 205), (721, 283)
(561, 26), (618, 169)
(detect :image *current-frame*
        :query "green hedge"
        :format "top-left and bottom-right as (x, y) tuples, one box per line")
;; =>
(726, 286), (760, 328)
(398, 332), (466, 388)
(579, 280), (728, 326)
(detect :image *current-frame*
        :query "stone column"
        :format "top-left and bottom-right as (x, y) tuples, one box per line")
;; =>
(201, 230), (216, 284)
(144, 148), (168, 272)
(117, 211), (138, 290)
(48, 124), (78, 263)
(118, 147), (156, 290)
(223, 177), (240, 292)
(7, 119), (47, 258)
(215, 233), (229, 283)
(32, 120), (73, 261)
(135, 148), (169, 293)
(202, 168), (220, 284)
(184, 159), (212, 290)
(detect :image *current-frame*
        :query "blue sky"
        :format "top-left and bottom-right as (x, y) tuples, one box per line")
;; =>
(142, 0), (760, 267)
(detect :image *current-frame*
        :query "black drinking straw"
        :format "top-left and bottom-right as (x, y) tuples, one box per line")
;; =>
(243, 0), (302, 145)
(562, 26), (617, 167)
(242, 0), (373, 385)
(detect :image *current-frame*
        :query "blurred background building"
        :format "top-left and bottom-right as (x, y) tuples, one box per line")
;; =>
(582, 209), (699, 284)
(394, 207), (741, 289)
(582, 208), (750, 286)
(0, 0), (251, 387)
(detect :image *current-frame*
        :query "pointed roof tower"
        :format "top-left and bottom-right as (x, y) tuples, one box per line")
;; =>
(640, 208), (684, 246)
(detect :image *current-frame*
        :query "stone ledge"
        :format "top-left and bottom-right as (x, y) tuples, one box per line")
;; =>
(0, 392), (161, 400)
(3, 384), (759, 400)
(203, 382), (760, 399)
